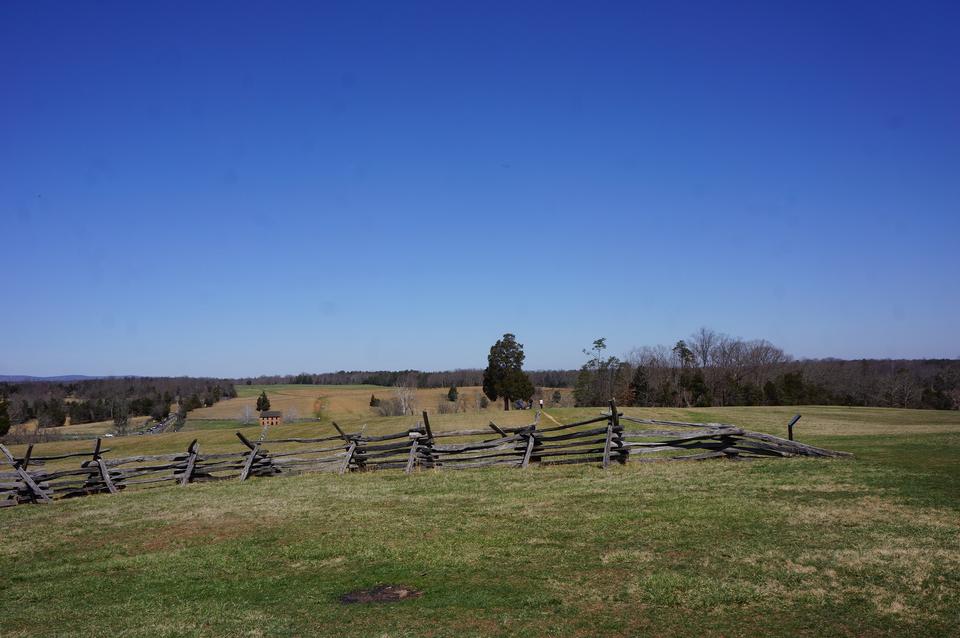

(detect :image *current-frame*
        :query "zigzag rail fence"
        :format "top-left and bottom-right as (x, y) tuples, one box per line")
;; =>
(0, 401), (849, 508)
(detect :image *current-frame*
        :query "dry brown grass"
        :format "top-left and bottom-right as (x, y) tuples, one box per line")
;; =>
(190, 384), (570, 420)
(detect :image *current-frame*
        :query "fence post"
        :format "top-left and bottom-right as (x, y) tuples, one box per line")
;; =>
(519, 420), (539, 469)
(331, 421), (359, 475)
(86, 438), (118, 494)
(180, 439), (199, 486)
(602, 400), (620, 469)
(236, 432), (262, 482)
(404, 428), (422, 474)
(787, 414), (802, 441)
(354, 425), (368, 472)
(0, 444), (50, 504)
(520, 432), (536, 469)
(331, 421), (349, 439)
(421, 411), (434, 440)
(339, 441), (357, 475)
(419, 412), (437, 469)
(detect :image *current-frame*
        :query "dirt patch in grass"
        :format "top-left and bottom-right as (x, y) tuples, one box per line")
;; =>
(79, 510), (274, 554)
(339, 584), (423, 604)
(139, 518), (261, 552)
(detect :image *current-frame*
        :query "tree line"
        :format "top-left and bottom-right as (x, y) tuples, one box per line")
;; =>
(239, 369), (576, 390)
(241, 342), (960, 412)
(0, 377), (237, 433)
(572, 328), (960, 410)
(9, 327), (948, 436)
(234, 329), (960, 413)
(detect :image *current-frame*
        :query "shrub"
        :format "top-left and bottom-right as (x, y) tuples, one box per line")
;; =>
(376, 398), (407, 417)
(436, 400), (458, 414)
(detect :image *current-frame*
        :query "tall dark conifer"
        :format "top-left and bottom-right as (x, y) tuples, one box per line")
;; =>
(256, 391), (271, 412)
(483, 334), (534, 410)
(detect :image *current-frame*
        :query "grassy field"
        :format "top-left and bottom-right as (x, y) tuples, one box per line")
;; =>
(9, 383), (510, 441)
(11, 415), (153, 438)
(4, 386), (564, 465)
(190, 383), (531, 421)
(1, 391), (958, 636)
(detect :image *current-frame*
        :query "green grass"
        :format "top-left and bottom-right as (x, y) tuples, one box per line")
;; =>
(181, 418), (253, 431)
(182, 418), (324, 432)
(2, 405), (958, 637)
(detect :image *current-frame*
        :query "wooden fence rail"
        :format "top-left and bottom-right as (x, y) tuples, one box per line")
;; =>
(0, 402), (850, 508)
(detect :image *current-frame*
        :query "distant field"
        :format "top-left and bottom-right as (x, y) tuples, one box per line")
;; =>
(2, 385), (568, 467)
(189, 383), (543, 421)
(10, 384), (534, 446)
(10, 415), (153, 438)
(2, 388), (958, 636)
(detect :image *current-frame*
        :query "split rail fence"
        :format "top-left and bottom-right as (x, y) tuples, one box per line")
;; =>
(1, 402), (849, 508)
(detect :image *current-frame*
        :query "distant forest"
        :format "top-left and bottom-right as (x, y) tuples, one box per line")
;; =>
(3, 330), (957, 435)
(571, 330), (959, 411)
(244, 370), (576, 391)
(0, 377), (237, 428)
(243, 330), (960, 411)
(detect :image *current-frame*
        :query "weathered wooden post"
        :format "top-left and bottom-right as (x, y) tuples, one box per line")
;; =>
(237, 432), (263, 481)
(354, 424), (369, 472)
(0, 444), (50, 504)
(339, 441), (357, 475)
(331, 421), (349, 439)
(404, 427), (423, 474)
(419, 411), (437, 469)
(787, 414), (802, 441)
(21, 444), (34, 470)
(602, 400), (620, 469)
(421, 411), (434, 440)
(330, 421), (360, 475)
(180, 439), (199, 486)
(488, 421), (507, 437)
(518, 420), (539, 469)
(82, 438), (118, 494)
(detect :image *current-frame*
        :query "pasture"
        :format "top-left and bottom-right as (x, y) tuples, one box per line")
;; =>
(190, 383), (529, 421)
(1, 387), (958, 637)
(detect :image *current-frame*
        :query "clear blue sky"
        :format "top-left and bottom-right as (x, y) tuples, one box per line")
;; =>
(2, 1), (958, 377)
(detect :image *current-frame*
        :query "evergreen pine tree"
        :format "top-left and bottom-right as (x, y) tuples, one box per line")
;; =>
(482, 334), (534, 410)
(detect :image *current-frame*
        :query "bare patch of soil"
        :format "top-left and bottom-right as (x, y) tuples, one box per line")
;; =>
(339, 584), (423, 604)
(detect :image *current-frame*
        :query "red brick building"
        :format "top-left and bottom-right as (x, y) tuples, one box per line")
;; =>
(259, 410), (282, 427)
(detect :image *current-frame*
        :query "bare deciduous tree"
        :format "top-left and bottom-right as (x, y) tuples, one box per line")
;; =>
(690, 327), (718, 369)
(394, 377), (418, 416)
(112, 398), (129, 436)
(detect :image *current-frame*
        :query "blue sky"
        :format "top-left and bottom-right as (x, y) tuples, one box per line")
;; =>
(2, 1), (958, 376)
